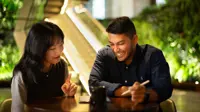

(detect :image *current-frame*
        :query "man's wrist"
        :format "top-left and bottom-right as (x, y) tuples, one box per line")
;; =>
(114, 86), (128, 97)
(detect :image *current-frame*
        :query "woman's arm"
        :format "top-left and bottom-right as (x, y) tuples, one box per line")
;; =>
(11, 71), (27, 112)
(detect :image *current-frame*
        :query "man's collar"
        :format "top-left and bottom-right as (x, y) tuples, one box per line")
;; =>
(128, 44), (141, 65)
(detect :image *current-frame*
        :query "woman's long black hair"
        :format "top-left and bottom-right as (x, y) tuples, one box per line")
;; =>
(13, 21), (64, 85)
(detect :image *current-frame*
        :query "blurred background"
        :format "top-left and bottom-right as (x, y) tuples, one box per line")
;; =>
(0, 0), (200, 112)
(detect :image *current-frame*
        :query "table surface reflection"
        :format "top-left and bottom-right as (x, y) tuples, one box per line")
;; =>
(26, 96), (159, 112)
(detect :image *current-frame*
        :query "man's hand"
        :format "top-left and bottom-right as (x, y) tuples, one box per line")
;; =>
(114, 86), (130, 97)
(61, 74), (78, 96)
(130, 82), (146, 103)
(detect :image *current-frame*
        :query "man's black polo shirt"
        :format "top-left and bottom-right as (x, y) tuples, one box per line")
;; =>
(89, 44), (173, 102)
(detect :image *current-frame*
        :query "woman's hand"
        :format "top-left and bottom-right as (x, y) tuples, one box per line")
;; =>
(61, 74), (78, 96)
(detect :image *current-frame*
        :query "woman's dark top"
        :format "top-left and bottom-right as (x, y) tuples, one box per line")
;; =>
(11, 58), (68, 112)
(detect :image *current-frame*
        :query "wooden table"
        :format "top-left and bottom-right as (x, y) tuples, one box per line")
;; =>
(25, 96), (159, 112)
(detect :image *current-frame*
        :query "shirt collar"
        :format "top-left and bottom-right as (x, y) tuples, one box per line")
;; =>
(128, 44), (141, 66)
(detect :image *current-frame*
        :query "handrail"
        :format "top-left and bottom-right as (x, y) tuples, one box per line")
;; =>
(72, 4), (108, 45)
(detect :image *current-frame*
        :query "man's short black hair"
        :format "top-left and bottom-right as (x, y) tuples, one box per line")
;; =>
(106, 16), (136, 39)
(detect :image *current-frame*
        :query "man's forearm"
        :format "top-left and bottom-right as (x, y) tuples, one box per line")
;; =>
(99, 81), (122, 96)
(89, 78), (122, 97)
(114, 86), (129, 96)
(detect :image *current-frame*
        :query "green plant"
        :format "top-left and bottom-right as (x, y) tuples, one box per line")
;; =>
(0, 0), (47, 81)
(134, 0), (200, 82)
(133, 20), (184, 81)
(0, 43), (20, 80)
(0, 0), (23, 33)
(0, 0), (22, 81)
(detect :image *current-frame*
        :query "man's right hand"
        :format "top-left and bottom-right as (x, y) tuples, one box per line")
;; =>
(114, 86), (131, 97)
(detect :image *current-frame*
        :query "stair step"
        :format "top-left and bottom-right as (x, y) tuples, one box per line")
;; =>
(46, 0), (63, 7)
(48, 0), (64, 1)
(44, 7), (60, 14)
(44, 13), (58, 18)
(44, 0), (64, 18)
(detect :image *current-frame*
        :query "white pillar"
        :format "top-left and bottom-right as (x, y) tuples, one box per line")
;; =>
(133, 0), (151, 17)
(104, 0), (151, 18)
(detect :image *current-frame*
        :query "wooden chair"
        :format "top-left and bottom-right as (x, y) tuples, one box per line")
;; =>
(0, 98), (12, 112)
(160, 99), (177, 112)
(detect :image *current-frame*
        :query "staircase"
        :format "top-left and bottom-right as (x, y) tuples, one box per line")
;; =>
(44, 0), (64, 18)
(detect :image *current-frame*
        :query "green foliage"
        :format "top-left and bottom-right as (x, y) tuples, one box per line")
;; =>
(133, 20), (185, 81)
(0, 0), (23, 33)
(0, 0), (22, 81)
(0, 0), (46, 81)
(0, 42), (20, 80)
(134, 0), (200, 82)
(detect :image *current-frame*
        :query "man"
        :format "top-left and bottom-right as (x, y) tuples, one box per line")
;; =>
(89, 16), (172, 103)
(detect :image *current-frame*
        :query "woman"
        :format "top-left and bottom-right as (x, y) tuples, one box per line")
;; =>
(11, 21), (77, 112)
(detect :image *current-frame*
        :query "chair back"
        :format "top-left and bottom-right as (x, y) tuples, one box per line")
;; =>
(160, 99), (177, 112)
(0, 98), (12, 112)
